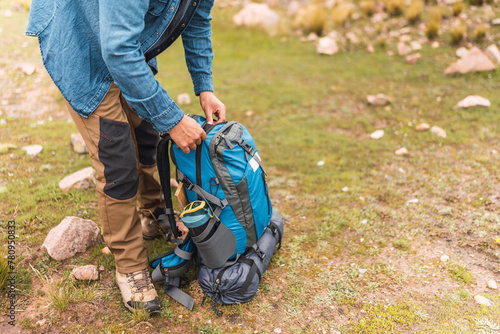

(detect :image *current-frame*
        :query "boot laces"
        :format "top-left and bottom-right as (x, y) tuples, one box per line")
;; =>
(126, 269), (152, 293)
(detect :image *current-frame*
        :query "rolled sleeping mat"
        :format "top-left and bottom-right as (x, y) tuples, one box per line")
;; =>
(197, 209), (284, 305)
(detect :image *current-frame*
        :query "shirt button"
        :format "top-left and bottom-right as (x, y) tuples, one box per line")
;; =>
(156, 32), (159, 36)
(156, 48), (160, 52)
(107, 77), (112, 81)
(171, 37), (174, 41)
(170, 6), (174, 10)
(181, 24), (185, 27)
(193, 2), (197, 5)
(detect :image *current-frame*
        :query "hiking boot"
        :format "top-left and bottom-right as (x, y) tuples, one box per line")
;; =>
(140, 208), (164, 240)
(116, 268), (161, 313)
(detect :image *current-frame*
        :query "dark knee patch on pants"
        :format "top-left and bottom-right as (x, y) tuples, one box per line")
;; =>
(134, 120), (159, 165)
(99, 117), (139, 200)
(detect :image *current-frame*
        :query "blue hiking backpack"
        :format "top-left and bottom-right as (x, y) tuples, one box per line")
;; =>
(150, 115), (282, 312)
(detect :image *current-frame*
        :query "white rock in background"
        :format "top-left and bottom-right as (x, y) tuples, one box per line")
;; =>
(71, 133), (88, 154)
(395, 147), (409, 156)
(346, 32), (359, 44)
(440, 254), (450, 262)
(4, 10), (12, 17)
(456, 47), (469, 58)
(316, 36), (339, 56)
(410, 41), (422, 51)
(287, 0), (300, 17)
(407, 198), (419, 204)
(42, 216), (102, 261)
(370, 130), (384, 139)
(59, 167), (96, 192)
(453, 95), (490, 109)
(485, 44), (500, 64)
(431, 126), (446, 138)
(341, 186), (349, 192)
(306, 32), (318, 41)
(367, 94), (392, 105)
(487, 280), (498, 290)
(415, 123), (430, 131)
(22, 144), (43, 157)
(397, 42), (412, 56)
(176, 93), (191, 105)
(366, 44), (375, 53)
(491, 18), (500, 26)
(233, 3), (279, 34)
(431, 41), (440, 49)
(445, 47), (496, 75)
(406, 53), (421, 64)
(17, 62), (36, 75)
(474, 295), (494, 306)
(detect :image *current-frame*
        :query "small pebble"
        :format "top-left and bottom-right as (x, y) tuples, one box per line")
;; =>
(370, 129), (384, 139)
(475, 295), (494, 306)
(274, 328), (282, 334)
(487, 279), (497, 290)
(360, 219), (368, 224)
(407, 198), (419, 204)
(440, 255), (450, 262)
(317, 160), (325, 166)
(101, 246), (111, 255)
(341, 186), (349, 192)
(395, 147), (409, 156)
(359, 268), (368, 274)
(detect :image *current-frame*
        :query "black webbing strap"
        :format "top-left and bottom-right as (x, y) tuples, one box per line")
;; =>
(157, 135), (180, 238)
(195, 145), (202, 201)
(268, 221), (282, 250)
(237, 258), (262, 294)
(164, 277), (194, 310)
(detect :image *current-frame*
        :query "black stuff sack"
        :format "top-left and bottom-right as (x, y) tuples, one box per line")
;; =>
(197, 209), (283, 315)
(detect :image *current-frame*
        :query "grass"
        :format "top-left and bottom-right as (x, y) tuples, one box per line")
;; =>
(1, 1), (500, 332)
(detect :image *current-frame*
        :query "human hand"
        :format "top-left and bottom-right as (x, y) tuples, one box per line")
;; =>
(169, 115), (207, 154)
(199, 91), (226, 125)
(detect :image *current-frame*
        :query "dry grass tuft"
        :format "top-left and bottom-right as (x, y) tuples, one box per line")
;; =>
(360, 0), (375, 17)
(452, 1), (465, 16)
(425, 7), (441, 39)
(294, 2), (327, 35)
(406, 0), (424, 24)
(449, 22), (466, 45)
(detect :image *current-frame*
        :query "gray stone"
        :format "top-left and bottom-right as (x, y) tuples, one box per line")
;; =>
(59, 167), (96, 192)
(487, 279), (497, 290)
(453, 95), (490, 109)
(406, 53), (421, 64)
(42, 216), (102, 261)
(232, 3), (279, 34)
(475, 295), (494, 306)
(70, 133), (88, 154)
(71, 265), (99, 280)
(367, 94), (392, 105)
(22, 144), (43, 157)
(431, 126), (446, 138)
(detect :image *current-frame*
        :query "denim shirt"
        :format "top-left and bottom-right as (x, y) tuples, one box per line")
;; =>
(25, 0), (214, 133)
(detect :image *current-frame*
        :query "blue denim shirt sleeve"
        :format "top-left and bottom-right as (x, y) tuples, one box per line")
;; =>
(181, 0), (214, 96)
(99, 0), (183, 133)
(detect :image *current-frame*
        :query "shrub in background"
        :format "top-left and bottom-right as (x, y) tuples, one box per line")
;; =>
(294, 2), (327, 35)
(406, 0), (424, 24)
(360, 0), (375, 17)
(425, 6), (441, 39)
(332, 3), (355, 26)
(452, 1), (465, 16)
(472, 23), (488, 41)
(384, 0), (405, 16)
(449, 21), (466, 45)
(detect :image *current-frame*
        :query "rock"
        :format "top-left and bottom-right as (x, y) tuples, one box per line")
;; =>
(416, 123), (430, 131)
(431, 126), (446, 138)
(370, 129), (384, 139)
(70, 133), (88, 154)
(487, 280), (497, 290)
(71, 265), (99, 280)
(431, 41), (440, 49)
(387, 50), (394, 57)
(341, 186), (349, 192)
(440, 254), (450, 262)
(306, 32), (318, 41)
(0, 143), (17, 154)
(456, 47), (469, 58)
(101, 246), (111, 255)
(233, 3), (279, 34)
(17, 62), (36, 75)
(366, 44), (375, 53)
(176, 93), (191, 105)
(316, 36), (339, 56)
(399, 35), (411, 43)
(410, 41), (422, 51)
(367, 94), (391, 105)
(317, 160), (325, 166)
(406, 53), (421, 64)
(359, 268), (368, 274)
(59, 167), (96, 192)
(453, 95), (490, 109)
(35, 319), (46, 327)
(99, 265), (105, 271)
(485, 44), (500, 64)
(395, 147), (409, 156)
(397, 42), (412, 56)
(42, 216), (102, 261)
(274, 328), (282, 334)
(22, 144), (43, 157)
(360, 219), (368, 224)
(475, 295), (494, 306)
(444, 47), (496, 75)
(346, 32), (359, 44)
(491, 18), (500, 26)
(4, 10), (13, 17)
(287, 0), (300, 17)
(407, 198), (419, 204)
(245, 110), (254, 117)
(170, 178), (179, 188)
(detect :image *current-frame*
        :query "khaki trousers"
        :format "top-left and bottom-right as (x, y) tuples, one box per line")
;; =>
(66, 83), (164, 273)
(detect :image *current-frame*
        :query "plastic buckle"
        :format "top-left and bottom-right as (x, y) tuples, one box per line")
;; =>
(255, 247), (266, 262)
